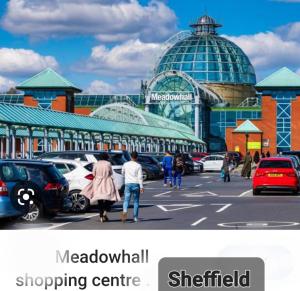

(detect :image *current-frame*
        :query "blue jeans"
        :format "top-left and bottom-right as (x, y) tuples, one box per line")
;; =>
(164, 168), (173, 184)
(123, 183), (140, 219)
(173, 171), (182, 187)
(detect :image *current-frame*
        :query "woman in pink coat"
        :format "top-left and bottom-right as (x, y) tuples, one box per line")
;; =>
(81, 152), (121, 222)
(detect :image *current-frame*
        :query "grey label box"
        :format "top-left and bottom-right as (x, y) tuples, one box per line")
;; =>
(159, 257), (264, 291)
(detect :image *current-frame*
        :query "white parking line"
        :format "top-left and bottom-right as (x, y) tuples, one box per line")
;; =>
(154, 191), (172, 197)
(195, 184), (203, 187)
(206, 181), (213, 184)
(47, 213), (99, 230)
(144, 181), (156, 185)
(211, 203), (232, 213)
(239, 189), (252, 197)
(191, 217), (207, 227)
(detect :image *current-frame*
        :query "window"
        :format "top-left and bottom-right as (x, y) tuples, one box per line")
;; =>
(259, 160), (292, 168)
(66, 164), (76, 172)
(54, 163), (70, 175)
(0, 164), (22, 182)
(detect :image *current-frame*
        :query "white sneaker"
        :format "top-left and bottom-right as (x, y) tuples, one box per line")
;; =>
(134, 217), (139, 223)
(163, 184), (167, 187)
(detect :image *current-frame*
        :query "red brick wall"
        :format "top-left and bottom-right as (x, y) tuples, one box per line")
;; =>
(51, 96), (67, 112)
(226, 96), (277, 156)
(24, 96), (38, 107)
(74, 107), (92, 116)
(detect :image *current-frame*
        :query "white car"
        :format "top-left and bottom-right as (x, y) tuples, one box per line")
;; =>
(42, 158), (125, 212)
(199, 155), (225, 172)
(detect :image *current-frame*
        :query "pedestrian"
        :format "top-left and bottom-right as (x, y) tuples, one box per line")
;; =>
(261, 152), (266, 159)
(241, 151), (252, 179)
(121, 151), (144, 223)
(81, 152), (121, 223)
(253, 151), (260, 164)
(162, 151), (173, 187)
(173, 152), (185, 189)
(222, 154), (231, 183)
(266, 151), (271, 158)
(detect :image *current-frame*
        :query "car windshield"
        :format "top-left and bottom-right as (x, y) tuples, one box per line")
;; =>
(259, 160), (292, 168)
(84, 163), (94, 172)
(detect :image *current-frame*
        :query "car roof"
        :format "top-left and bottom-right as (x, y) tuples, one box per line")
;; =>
(41, 158), (91, 166)
(260, 157), (292, 161)
(6, 159), (53, 166)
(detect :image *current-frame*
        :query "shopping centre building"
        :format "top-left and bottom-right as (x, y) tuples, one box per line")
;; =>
(0, 14), (299, 157)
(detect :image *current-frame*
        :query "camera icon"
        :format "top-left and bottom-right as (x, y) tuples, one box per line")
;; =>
(17, 188), (35, 206)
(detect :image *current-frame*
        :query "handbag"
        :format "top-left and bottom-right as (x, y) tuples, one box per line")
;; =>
(220, 169), (225, 178)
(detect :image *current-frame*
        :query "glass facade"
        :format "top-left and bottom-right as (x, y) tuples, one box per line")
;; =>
(149, 75), (195, 129)
(156, 35), (256, 85)
(74, 94), (143, 108)
(0, 94), (24, 104)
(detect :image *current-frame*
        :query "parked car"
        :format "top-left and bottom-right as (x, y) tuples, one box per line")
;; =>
(0, 161), (26, 219)
(39, 150), (131, 165)
(191, 152), (208, 162)
(10, 160), (69, 222)
(42, 158), (125, 212)
(137, 154), (164, 180)
(282, 151), (300, 160)
(199, 154), (225, 172)
(253, 157), (300, 195)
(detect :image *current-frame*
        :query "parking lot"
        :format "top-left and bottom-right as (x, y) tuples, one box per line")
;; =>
(3, 172), (300, 230)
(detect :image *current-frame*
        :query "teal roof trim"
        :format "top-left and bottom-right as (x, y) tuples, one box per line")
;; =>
(256, 67), (300, 88)
(0, 103), (205, 144)
(17, 68), (82, 92)
(233, 120), (262, 133)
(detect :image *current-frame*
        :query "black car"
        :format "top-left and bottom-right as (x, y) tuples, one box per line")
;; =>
(181, 153), (195, 175)
(9, 160), (69, 222)
(137, 154), (164, 180)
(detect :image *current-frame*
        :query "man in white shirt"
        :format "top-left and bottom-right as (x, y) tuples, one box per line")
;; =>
(121, 151), (144, 223)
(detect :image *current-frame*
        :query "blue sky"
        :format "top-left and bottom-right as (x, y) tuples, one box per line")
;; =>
(0, 0), (300, 93)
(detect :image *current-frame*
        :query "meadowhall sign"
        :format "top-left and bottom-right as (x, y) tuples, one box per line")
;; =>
(150, 93), (193, 101)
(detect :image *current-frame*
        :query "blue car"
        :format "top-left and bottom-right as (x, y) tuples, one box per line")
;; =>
(0, 161), (25, 219)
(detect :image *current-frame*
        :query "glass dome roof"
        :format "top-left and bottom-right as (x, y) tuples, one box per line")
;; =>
(155, 16), (256, 85)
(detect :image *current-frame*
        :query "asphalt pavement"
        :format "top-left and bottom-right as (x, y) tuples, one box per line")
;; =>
(2, 172), (300, 230)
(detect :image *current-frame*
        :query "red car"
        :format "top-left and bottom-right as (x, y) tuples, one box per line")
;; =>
(253, 157), (300, 195)
(191, 152), (208, 162)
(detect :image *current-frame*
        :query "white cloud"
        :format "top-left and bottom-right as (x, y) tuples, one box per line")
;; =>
(0, 48), (59, 77)
(0, 75), (16, 93)
(226, 31), (300, 74)
(2, 0), (177, 42)
(80, 39), (162, 78)
(86, 80), (114, 94)
(86, 78), (141, 94)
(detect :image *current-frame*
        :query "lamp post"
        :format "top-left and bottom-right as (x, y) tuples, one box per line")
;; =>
(245, 133), (249, 153)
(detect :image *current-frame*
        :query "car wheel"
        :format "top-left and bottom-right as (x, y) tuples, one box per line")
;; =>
(142, 170), (148, 181)
(253, 189), (260, 196)
(67, 190), (90, 213)
(22, 200), (43, 222)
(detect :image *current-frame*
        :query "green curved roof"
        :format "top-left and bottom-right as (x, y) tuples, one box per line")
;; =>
(0, 103), (205, 144)
(17, 68), (82, 92)
(91, 103), (194, 135)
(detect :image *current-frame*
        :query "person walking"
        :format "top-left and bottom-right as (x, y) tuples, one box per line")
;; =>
(222, 154), (231, 182)
(162, 151), (173, 187)
(173, 152), (185, 189)
(121, 151), (144, 223)
(81, 152), (120, 223)
(241, 151), (252, 179)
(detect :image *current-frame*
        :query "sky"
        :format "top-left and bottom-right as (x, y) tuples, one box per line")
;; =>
(1, 0), (300, 93)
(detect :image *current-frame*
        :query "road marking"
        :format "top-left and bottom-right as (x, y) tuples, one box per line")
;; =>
(206, 181), (213, 184)
(191, 217), (207, 227)
(144, 181), (156, 185)
(182, 191), (218, 198)
(200, 176), (211, 179)
(218, 221), (300, 229)
(154, 191), (172, 197)
(195, 184), (203, 187)
(239, 189), (252, 197)
(157, 204), (203, 212)
(211, 203), (232, 213)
